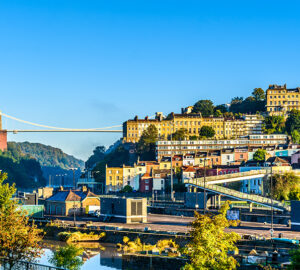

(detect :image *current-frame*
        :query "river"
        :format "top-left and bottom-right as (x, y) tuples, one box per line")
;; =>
(38, 240), (123, 270)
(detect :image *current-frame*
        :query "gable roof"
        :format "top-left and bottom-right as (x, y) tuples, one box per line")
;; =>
(46, 190), (97, 202)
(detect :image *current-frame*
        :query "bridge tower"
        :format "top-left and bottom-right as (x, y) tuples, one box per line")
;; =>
(0, 113), (7, 151)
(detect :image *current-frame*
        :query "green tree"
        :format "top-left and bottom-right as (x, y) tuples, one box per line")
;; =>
(192, 100), (214, 117)
(291, 130), (300, 144)
(262, 116), (285, 134)
(199, 126), (215, 138)
(171, 128), (188, 140)
(189, 135), (199, 140)
(85, 146), (106, 169)
(253, 149), (267, 162)
(137, 124), (158, 161)
(252, 88), (265, 101)
(214, 109), (223, 117)
(50, 245), (84, 270)
(214, 104), (228, 113)
(121, 185), (133, 193)
(288, 248), (300, 270)
(286, 109), (300, 135)
(273, 172), (300, 201)
(183, 201), (240, 270)
(0, 172), (43, 269)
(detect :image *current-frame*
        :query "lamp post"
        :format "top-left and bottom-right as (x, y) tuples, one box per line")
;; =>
(170, 119), (175, 201)
(203, 156), (207, 215)
(70, 168), (76, 190)
(73, 201), (77, 227)
(270, 166), (274, 235)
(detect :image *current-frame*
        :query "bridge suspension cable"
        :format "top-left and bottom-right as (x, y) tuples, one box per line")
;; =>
(0, 112), (156, 133)
(0, 112), (122, 131)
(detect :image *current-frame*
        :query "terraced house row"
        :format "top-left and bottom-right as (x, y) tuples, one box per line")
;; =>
(123, 112), (263, 143)
(105, 144), (300, 193)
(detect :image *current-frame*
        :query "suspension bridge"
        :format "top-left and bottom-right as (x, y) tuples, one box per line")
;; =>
(0, 112), (123, 133)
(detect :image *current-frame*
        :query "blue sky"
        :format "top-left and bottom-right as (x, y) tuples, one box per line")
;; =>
(1, 0), (300, 160)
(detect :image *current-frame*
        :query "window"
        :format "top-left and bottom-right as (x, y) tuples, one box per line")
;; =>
(145, 185), (149, 191)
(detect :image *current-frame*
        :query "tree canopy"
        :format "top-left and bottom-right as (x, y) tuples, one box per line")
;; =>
(85, 146), (106, 169)
(137, 124), (158, 161)
(273, 172), (300, 201)
(252, 88), (265, 101)
(253, 149), (267, 162)
(192, 100), (214, 117)
(262, 116), (285, 134)
(171, 128), (188, 140)
(0, 172), (43, 269)
(286, 109), (300, 135)
(50, 245), (84, 270)
(183, 201), (240, 270)
(199, 126), (215, 138)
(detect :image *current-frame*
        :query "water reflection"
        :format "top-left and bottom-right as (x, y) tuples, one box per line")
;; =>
(38, 240), (122, 270)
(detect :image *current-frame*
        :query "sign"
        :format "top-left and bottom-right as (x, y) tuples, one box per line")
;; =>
(227, 210), (240, 221)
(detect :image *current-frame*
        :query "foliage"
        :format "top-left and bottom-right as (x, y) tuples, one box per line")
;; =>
(58, 231), (105, 244)
(273, 172), (300, 201)
(0, 144), (45, 188)
(50, 245), (84, 270)
(117, 236), (179, 256)
(252, 88), (265, 101)
(214, 104), (228, 113)
(92, 145), (131, 186)
(262, 116), (285, 134)
(0, 172), (43, 269)
(183, 201), (240, 270)
(117, 237), (155, 253)
(137, 124), (158, 161)
(230, 90), (265, 114)
(9, 141), (84, 170)
(85, 146), (106, 169)
(291, 130), (300, 144)
(286, 109), (300, 135)
(288, 248), (300, 270)
(214, 109), (223, 117)
(189, 135), (199, 140)
(253, 149), (267, 162)
(199, 126), (215, 138)
(121, 185), (133, 193)
(171, 128), (188, 140)
(192, 100), (214, 117)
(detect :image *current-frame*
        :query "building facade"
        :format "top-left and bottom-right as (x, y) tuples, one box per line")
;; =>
(123, 112), (263, 143)
(156, 134), (288, 159)
(266, 84), (300, 116)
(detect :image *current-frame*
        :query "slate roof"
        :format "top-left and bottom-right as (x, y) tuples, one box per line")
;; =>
(46, 190), (97, 202)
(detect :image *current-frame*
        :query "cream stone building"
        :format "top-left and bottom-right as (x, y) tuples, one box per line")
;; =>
(266, 84), (300, 116)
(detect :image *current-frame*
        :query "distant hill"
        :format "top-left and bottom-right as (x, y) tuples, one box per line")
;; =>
(8, 142), (84, 170)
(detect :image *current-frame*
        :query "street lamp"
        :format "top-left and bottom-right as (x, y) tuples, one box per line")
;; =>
(73, 201), (77, 227)
(70, 168), (77, 190)
(203, 156), (207, 215)
(270, 166), (274, 236)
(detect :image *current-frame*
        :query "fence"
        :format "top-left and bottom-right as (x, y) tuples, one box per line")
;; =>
(0, 259), (64, 270)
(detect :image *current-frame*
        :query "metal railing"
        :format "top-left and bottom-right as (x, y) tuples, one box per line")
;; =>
(184, 178), (290, 211)
(193, 169), (268, 183)
(0, 259), (64, 270)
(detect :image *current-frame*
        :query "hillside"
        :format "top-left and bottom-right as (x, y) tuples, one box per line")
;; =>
(8, 142), (84, 170)
(0, 143), (45, 188)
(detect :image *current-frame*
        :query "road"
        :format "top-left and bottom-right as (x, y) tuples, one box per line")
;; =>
(50, 214), (300, 239)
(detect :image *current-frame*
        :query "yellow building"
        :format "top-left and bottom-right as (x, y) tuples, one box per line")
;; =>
(105, 166), (124, 192)
(123, 112), (260, 143)
(266, 84), (300, 116)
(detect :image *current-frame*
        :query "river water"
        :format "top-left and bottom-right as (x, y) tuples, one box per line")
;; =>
(38, 240), (123, 270)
